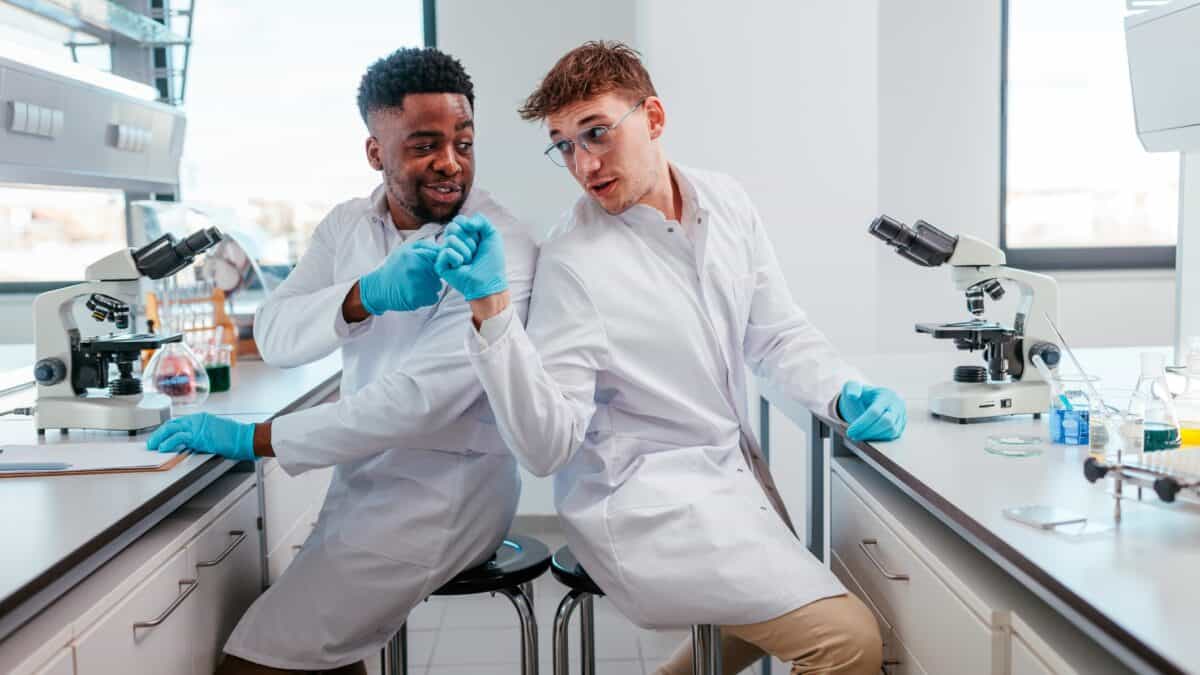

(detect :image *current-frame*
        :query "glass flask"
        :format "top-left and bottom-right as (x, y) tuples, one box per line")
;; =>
(143, 341), (210, 408)
(1130, 352), (1181, 452)
(1171, 337), (1200, 446)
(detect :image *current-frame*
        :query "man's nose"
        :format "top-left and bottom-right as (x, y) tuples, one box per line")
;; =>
(573, 148), (601, 177)
(432, 146), (461, 175)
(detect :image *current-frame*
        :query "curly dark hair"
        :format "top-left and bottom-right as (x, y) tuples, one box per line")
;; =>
(356, 47), (475, 124)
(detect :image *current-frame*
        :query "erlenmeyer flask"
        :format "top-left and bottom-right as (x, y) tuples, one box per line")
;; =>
(1130, 352), (1181, 452)
(144, 341), (210, 408)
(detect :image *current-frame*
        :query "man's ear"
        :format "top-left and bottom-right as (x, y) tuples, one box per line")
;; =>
(366, 136), (384, 171)
(644, 96), (666, 141)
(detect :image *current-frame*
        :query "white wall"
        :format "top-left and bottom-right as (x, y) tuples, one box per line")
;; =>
(436, 0), (640, 240)
(876, 0), (1175, 353)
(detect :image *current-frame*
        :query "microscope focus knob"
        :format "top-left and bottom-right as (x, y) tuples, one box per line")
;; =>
(1028, 342), (1061, 368)
(34, 358), (66, 386)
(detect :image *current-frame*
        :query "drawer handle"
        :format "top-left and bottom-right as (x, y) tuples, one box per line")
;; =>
(292, 544), (303, 551)
(132, 579), (199, 632)
(859, 539), (909, 581)
(197, 530), (247, 568)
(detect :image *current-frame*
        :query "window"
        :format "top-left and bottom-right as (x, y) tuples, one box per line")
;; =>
(1002, 0), (1179, 269)
(0, 185), (126, 284)
(178, 1), (425, 265)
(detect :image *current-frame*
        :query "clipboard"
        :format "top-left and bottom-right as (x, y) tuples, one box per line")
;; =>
(0, 442), (192, 479)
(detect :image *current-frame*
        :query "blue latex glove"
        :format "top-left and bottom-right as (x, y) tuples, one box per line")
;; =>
(358, 239), (444, 315)
(146, 413), (257, 461)
(435, 214), (508, 301)
(838, 381), (907, 442)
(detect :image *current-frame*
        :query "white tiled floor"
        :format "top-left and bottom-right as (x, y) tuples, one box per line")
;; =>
(363, 530), (773, 675)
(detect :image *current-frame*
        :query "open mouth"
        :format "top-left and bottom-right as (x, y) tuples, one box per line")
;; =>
(589, 178), (618, 198)
(422, 182), (463, 205)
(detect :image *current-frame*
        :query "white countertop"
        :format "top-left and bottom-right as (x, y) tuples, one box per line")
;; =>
(0, 351), (341, 641)
(764, 346), (1196, 674)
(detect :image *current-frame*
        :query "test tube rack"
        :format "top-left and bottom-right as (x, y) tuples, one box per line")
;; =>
(144, 285), (238, 365)
(1084, 448), (1200, 522)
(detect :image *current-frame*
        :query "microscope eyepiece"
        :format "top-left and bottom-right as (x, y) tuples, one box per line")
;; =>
(133, 227), (224, 280)
(868, 215), (958, 267)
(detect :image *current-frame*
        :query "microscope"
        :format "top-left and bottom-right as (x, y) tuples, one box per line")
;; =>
(32, 228), (222, 434)
(870, 215), (1062, 423)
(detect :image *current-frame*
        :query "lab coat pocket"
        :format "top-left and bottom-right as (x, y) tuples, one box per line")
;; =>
(605, 491), (783, 627)
(336, 451), (461, 568)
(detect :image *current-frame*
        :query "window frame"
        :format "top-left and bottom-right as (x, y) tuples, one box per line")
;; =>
(0, 0), (438, 295)
(999, 0), (1176, 271)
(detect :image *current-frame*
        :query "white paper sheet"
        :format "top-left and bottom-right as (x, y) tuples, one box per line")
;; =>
(0, 441), (182, 472)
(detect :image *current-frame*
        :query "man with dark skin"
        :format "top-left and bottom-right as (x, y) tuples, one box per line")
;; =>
(148, 48), (536, 674)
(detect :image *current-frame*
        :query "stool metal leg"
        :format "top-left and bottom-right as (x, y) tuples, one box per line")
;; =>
(383, 622), (408, 675)
(522, 580), (536, 610)
(553, 589), (584, 675)
(499, 585), (540, 675)
(579, 594), (595, 675)
(692, 625), (721, 675)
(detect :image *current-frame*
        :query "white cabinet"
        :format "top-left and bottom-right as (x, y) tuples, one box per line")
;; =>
(31, 649), (73, 675)
(260, 460), (331, 586)
(74, 549), (199, 674)
(1011, 633), (1055, 675)
(190, 486), (260, 675)
(831, 470), (996, 675)
(1007, 613), (1081, 675)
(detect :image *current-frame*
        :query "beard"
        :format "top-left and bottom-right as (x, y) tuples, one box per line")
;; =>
(384, 168), (468, 225)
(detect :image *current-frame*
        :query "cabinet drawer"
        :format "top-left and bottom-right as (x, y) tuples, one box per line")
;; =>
(832, 551), (928, 675)
(74, 549), (198, 674)
(31, 649), (73, 675)
(266, 517), (315, 585)
(262, 462), (318, 553)
(832, 472), (994, 675)
(1008, 612), (1082, 675)
(190, 487), (261, 675)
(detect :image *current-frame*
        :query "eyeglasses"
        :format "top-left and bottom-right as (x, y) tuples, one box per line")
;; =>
(543, 99), (645, 168)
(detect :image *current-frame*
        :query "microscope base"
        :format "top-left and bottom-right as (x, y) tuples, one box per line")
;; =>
(35, 393), (172, 434)
(928, 380), (1049, 423)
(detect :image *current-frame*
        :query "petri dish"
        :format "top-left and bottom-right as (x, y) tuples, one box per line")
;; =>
(985, 435), (1044, 457)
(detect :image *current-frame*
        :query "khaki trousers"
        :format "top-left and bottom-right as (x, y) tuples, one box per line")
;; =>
(651, 594), (882, 675)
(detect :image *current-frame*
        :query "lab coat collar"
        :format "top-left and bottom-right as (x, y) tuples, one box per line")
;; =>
(615, 163), (709, 230)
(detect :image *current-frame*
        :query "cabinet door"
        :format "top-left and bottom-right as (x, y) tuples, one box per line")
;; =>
(190, 487), (261, 675)
(31, 649), (74, 675)
(1011, 634), (1056, 675)
(75, 549), (198, 674)
(831, 472), (994, 675)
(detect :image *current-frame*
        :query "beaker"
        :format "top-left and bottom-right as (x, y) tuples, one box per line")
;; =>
(144, 342), (210, 408)
(1047, 373), (1097, 446)
(1089, 388), (1142, 459)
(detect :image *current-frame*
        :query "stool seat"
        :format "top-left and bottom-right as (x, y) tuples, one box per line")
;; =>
(550, 546), (604, 597)
(435, 535), (551, 596)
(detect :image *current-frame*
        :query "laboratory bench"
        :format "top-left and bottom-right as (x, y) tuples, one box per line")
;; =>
(761, 346), (1196, 675)
(0, 352), (342, 674)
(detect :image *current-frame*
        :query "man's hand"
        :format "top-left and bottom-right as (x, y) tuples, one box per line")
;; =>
(357, 239), (443, 316)
(838, 381), (907, 442)
(436, 214), (509, 301)
(147, 413), (258, 461)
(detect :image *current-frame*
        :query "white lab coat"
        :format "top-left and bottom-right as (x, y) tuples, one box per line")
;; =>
(467, 165), (861, 628)
(222, 184), (537, 669)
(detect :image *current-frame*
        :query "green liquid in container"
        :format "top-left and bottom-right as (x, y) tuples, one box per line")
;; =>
(205, 364), (231, 393)
(1143, 421), (1181, 452)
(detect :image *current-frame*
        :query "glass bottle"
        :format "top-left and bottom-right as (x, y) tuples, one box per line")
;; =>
(1130, 352), (1181, 452)
(144, 341), (210, 408)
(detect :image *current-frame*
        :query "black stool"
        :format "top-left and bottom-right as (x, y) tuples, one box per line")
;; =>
(383, 535), (551, 675)
(550, 546), (723, 675)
